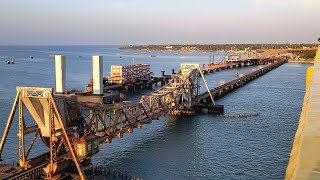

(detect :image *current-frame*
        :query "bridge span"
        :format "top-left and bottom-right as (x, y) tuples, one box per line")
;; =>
(285, 48), (320, 179)
(0, 58), (287, 179)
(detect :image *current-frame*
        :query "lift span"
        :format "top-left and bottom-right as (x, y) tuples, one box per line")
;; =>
(0, 59), (287, 179)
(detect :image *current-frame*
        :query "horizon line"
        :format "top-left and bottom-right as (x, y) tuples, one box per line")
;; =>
(0, 43), (318, 46)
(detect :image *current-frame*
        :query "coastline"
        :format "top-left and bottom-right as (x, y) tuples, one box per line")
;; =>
(119, 48), (227, 53)
(120, 46), (316, 65)
(119, 44), (318, 52)
(287, 59), (313, 64)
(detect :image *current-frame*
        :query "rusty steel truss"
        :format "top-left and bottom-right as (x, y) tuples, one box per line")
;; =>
(0, 87), (85, 179)
(62, 64), (202, 146)
(0, 64), (215, 179)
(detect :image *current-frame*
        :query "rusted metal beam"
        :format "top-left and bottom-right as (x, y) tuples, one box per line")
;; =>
(24, 125), (39, 134)
(0, 90), (20, 159)
(49, 94), (86, 180)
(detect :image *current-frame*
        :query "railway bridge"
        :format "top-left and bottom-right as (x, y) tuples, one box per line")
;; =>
(0, 57), (286, 179)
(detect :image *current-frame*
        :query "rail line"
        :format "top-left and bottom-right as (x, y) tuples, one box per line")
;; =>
(194, 59), (287, 105)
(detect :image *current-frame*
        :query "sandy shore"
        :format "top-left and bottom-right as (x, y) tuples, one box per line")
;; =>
(287, 60), (313, 64)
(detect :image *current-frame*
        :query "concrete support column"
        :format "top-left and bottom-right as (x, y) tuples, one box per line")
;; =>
(92, 56), (103, 95)
(55, 55), (66, 93)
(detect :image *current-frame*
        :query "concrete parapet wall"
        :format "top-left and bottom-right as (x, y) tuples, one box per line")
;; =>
(285, 48), (320, 179)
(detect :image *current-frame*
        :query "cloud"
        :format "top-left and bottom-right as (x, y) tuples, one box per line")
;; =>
(255, 0), (320, 9)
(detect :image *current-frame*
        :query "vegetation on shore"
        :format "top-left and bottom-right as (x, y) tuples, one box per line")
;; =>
(120, 44), (318, 51)
(299, 50), (317, 59)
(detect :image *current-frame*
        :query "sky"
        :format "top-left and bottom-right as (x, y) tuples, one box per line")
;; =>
(0, 0), (319, 45)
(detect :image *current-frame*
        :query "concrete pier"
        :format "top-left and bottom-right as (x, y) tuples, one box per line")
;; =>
(92, 56), (103, 95)
(193, 60), (287, 106)
(55, 55), (66, 93)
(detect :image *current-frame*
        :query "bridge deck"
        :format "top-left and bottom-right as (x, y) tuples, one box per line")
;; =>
(285, 49), (320, 179)
(193, 60), (287, 106)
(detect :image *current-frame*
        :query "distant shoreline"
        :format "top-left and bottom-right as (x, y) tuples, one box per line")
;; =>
(120, 45), (317, 63)
(288, 59), (314, 64)
(120, 48), (229, 53)
(119, 44), (318, 52)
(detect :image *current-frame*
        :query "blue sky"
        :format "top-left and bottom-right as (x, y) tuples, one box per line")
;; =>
(0, 0), (319, 45)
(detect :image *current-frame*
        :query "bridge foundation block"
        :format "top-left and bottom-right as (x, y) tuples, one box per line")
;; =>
(161, 80), (165, 86)
(170, 108), (196, 116)
(192, 104), (224, 115)
(207, 104), (224, 115)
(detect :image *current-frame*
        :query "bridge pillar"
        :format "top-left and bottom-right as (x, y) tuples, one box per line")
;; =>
(133, 83), (141, 92)
(161, 80), (165, 86)
(55, 55), (66, 93)
(92, 56), (103, 95)
(161, 71), (165, 76)
(208, 105), (224, 115)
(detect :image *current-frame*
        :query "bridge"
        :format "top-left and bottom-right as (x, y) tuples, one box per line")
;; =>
(0, 57), (287, 179)
(202, 58), (278, 73)
(285, 47), (320, 179)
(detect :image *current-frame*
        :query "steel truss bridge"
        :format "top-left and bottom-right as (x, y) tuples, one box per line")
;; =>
(0, 64), (210, 179)
(0, 60), (286, 180)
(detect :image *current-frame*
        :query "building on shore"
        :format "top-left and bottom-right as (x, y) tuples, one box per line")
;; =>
(165, 45), (173, 50)
(226, 51), (256, 62)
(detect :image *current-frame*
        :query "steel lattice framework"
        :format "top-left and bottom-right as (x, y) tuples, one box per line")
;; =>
(63, 64), (201, 144)
(0, 64), (204, 180)
(0, 60), (287, 179)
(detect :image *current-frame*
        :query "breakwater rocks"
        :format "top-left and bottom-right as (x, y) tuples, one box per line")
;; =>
(221, 112), (260, 118)
(196, 112), (260, 118)
(88, 166), (143, 180)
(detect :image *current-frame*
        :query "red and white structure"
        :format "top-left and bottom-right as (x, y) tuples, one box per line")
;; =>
(108, 64), (151, 84)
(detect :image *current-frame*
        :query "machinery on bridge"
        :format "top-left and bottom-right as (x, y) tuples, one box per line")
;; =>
(0, 61), (217, 179)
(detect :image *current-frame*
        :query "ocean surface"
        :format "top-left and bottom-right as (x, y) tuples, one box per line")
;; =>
(0, 46), (310, 179)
